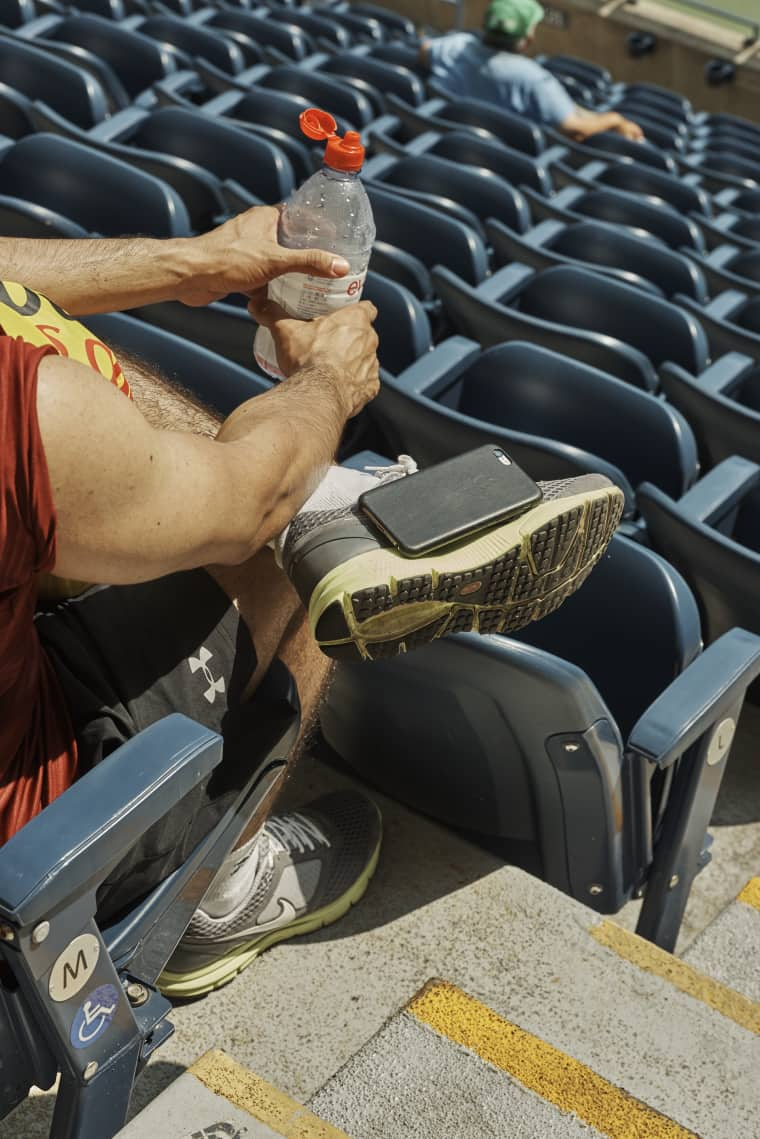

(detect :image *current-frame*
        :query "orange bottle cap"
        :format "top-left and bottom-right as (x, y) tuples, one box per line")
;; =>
(298, 107), (365, 172)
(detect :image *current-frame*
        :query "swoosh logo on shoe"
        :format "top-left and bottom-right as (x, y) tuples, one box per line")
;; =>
(252, 898), (298, 933)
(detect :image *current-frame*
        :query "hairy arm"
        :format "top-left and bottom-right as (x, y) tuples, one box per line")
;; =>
(559, 106), (644, 142)
(36, 353), (349, 584)
(0, 206), (349, 317)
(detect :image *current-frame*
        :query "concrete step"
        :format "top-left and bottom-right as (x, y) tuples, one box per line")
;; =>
(117, 1050), (350, 1139)
(683, 876), (760, 1002)
(310, 978), (707, 1139)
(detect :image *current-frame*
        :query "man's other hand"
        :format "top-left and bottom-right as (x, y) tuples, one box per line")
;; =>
(248, 292), (380, 418)
(179, 206), (351, 306)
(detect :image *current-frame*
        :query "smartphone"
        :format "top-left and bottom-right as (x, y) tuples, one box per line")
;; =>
(359, 446), (543, 556)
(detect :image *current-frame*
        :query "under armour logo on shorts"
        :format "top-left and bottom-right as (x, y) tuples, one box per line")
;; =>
(188, 645), (226, 704)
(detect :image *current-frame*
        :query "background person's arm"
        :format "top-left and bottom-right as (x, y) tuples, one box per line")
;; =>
(0, 206), (349, 317)
(36, 303), (379, 584)
(559, 106), (644, 142)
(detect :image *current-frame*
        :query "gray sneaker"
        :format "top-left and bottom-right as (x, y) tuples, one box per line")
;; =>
(159, 790), (382, 999)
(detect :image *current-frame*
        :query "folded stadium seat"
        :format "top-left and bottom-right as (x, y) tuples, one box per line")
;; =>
(267, 5), (352, 48)
(0, 686), (298, 1135)
(520, 183), (706, 252)
(134, 14), (250, 73)
(693, 212), (760, 255)
(198, 7), (315, 60)
(198, 86), (337, 181)
(0, 132), (191, 236)
(365, 184), (489, 322)
(552, 154), (713, 217)
(680, 150), (760, 195)
(486, 217), (707, 301)
(368, 128), (556, 197)
(658, 353), (760, 468)
(371, 338), (698, 511)
(639, 459), (760, 693)
(313, 51), (427, 110)
(96, 104), (294, 207)
(14, 19), (135, 113)
(30, 13), (180, 102)
(690, 133), (760, 169)
(363, 151), (531, 235)
(255, 64), (376, 128)
(132, 270), (432, 379)
(321, 530), (760, 950)
(385, 92), (547, 157)
(432, 262), (709, 393)
(680, 244), (760, 298)
(542, 125), (679, 175)
(0, 33), (109, 128)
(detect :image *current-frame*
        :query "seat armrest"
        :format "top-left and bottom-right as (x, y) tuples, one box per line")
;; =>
(406, 131), (442, 154)
(0, 715), (222, 926)
(14, 12), (61, 36)
(478, 262), (536, 303)
(298, 51), (330, 69)
(391, 335), (480, 397)
(702, 288), (748, 321)
(627, 629), (760, 769)
(201, 89), (243, 116)
(363, 153), (397, 179)
(90, 106), (149, 142)
(662, 352), (755, 396)
(671, 456), (760, 525)
(705, 243), (743, 270)
(540, 143), (569, 166)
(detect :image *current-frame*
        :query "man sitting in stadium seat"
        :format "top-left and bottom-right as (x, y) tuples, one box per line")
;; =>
(0, 207), (622, 998)
(420, 0), (645, 142)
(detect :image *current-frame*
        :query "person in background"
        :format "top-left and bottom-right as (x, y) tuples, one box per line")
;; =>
(420, 0), (645, 142)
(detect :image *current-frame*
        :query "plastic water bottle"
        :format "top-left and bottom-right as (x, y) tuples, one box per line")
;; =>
(253, 107), (376, 379)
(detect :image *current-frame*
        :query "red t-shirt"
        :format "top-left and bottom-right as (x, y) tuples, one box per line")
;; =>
(0, 336), (78, 844)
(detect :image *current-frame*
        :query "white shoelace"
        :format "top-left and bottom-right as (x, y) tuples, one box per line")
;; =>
(264, 812), (331, 859)
(364, 454), (419, 480)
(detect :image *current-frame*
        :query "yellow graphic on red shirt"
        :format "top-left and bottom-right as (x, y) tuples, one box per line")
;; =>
(0, 280), (132, 399)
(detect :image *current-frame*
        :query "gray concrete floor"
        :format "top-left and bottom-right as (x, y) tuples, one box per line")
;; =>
(5, 701), (759, 1139)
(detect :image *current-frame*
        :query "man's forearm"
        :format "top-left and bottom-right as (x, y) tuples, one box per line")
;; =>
(560, 108), (624, 141)
(0, 236), (199, 315)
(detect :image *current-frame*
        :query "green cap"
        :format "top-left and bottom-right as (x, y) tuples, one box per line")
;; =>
(484, 0), (545, 38)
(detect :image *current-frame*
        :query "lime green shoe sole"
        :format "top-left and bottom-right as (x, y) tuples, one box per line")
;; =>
(308, 484), (624, 661)
(158, 832), (382, 1000)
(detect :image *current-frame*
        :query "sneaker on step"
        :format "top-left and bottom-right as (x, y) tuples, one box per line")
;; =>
(158, 790), (382, 1000)
(281, 461), (625, 661)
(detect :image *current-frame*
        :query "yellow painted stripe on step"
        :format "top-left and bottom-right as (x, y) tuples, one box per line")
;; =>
(591, 920), (760, 1037)
(737, 878), (760, 912)
(190, 1050), (350, 1139)
(408, 979), (696, 1139)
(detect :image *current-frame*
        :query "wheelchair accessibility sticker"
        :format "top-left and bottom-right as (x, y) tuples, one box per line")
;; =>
(69, 983), (121, 1049)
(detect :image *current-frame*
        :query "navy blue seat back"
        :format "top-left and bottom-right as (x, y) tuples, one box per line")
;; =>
(596, 160), (711, 217)
(0, 81), (33, 139)
(518, 265), (710, 373)
(269, 6), (351, 48)
(378, 154), (530, 232)
(0, 33), (108, 128)
(0, 133), (191, 237)
(47, 14), (174, 98)
(320, 52), (425, 107)
(260, 65), (375, 128)
(565, 187), (703, 251)
(208, 10), (314, 60)
(427, 90), (545, 156)
(140, 15), (246, 74)
(133, 107), (294, 202)
(457, 342), (698, 499)
(427, 130), (554, 196)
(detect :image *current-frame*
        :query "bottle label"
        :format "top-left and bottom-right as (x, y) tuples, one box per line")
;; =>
(268, 262), (369, 320)
(253, 324), (286, 380)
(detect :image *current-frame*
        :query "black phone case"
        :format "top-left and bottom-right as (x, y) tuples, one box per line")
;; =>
(359, 446), (543, 556)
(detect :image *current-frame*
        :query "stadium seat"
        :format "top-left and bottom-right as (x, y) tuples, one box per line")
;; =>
(0, 0), (36, 26)
(432, 263), (709, 392)
(639, 459), (760, 693)
(321, 531), (760, 950)
(268, 5), (352, 48)
(350, 2), (416, 38)
(0, 80), (34, 138)
(34, 13), (178, 101)
(371, 338), (698, 509)
(135, 14), (249, 74)
(520, 183), (706, 252)
(554, 154), (712, 217)
(314, 51), (426, 110)
(0, 32), (109, 128)
(364, 152), (531, 234)
(0, 132), (191, 237)
(544, 126), (679, 175)
(0, 195), (88, 238)
(659, 354), (760, 468)
(386, 92), (546, 156)
(370, 40), (425, 74)
(200, 8), (315, 61)
(0, 665), (298, 1137)
(256, 64), (376, 128)
(487, 217), (707, 300)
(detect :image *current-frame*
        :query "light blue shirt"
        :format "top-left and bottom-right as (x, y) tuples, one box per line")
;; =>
(426, 33), (576, 126)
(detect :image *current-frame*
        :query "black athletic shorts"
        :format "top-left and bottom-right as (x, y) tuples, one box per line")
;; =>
(35, 568), (294, 921)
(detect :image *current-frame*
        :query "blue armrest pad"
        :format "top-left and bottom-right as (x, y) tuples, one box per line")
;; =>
(0, 715), (222, 924)
(391, 335), (480, 397)
(15, 13), (61, 36)
(706, 243), (742, 269)
(479, 262), (536, 303)
(667, 352), (755, 396)
(676, 456), (760, 525)
(90, 106), (148, 142)
(704, 289), (748, 321)
(628, 629), (760, 768)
